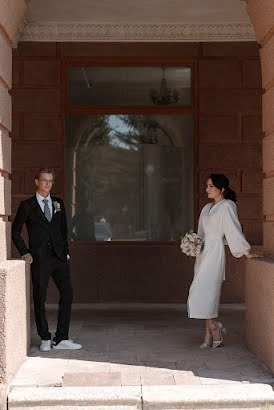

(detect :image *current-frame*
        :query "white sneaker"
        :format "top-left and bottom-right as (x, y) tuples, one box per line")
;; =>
(40, 340), (51, 352)
(52, 339), (82, 350)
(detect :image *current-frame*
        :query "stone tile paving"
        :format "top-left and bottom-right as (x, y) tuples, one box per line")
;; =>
(11, 305), (274, 389)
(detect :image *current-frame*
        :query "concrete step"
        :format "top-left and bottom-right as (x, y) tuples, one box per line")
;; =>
(8, 384), (274, 409)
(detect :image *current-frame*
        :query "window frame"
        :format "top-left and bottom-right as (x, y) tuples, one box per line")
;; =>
(62, 58), (199, 245)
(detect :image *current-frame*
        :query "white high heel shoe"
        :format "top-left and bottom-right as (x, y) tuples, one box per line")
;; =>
(210, 321), (227, 348)
(200, 329), (213, 349)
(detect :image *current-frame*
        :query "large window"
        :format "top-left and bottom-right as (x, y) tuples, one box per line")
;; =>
(68, 66), (192, 106)
(65, 114), (194, 241)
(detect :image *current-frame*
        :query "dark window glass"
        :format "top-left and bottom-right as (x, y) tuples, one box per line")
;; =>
(68, 66), (192, 106)
(66, 114), (194, 241)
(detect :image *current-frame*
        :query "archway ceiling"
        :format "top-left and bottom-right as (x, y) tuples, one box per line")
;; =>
(25, 0), (249, 24)
(16, 0), (255, 43)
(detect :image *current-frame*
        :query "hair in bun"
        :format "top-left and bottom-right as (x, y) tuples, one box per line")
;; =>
(209, 174), (237, 202)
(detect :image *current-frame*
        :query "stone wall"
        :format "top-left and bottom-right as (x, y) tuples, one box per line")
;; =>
(244, 0), (274, 374)
(0, 0), (31, 389)
(245, 258), (274, 373)
(198, 42), (263, 245)
(10, 41), (263, 303)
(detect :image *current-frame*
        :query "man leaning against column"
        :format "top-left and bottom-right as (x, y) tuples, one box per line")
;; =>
(12, 168), (82, 351)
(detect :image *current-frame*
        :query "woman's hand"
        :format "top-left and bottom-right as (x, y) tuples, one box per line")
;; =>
(245, 253), (261, 259)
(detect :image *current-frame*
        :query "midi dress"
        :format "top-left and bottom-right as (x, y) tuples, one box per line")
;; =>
(187, 199), (250, 319)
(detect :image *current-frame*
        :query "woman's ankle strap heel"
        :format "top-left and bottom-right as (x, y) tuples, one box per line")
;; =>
(209, 321), (227, 348)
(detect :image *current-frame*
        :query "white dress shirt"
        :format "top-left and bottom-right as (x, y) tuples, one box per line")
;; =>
(36, 192), (53, 218)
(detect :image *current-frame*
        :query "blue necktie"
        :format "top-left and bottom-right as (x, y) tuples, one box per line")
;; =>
(43, 199), (52, 222)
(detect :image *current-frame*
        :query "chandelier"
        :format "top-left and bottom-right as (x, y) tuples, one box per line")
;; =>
(150, 67), (180, 105)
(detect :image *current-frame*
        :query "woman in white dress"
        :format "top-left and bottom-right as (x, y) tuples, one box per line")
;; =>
(187, 174), (258, 348)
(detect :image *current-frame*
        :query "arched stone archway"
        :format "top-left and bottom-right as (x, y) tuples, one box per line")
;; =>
(243, 0), (274, 373)
(0, 0), (273, 397)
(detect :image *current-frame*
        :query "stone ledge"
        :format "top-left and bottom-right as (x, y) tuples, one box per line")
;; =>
(8, 384), (274, 409)
(0, 259), (30, 385)
(0, 384), (8, 410)
(245, 257), (274, 373)
(142, 385), (274, 409)
(8, 386), (142, 408)
(0, 259), (25, 272)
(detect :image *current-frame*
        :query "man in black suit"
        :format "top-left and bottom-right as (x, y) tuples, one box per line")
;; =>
(12, 168), (81, 351)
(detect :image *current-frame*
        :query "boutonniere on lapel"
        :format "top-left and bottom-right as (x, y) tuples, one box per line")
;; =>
(53, 201), (61, 214)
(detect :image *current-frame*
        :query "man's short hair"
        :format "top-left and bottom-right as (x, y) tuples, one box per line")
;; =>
(35, 168), (55, 180)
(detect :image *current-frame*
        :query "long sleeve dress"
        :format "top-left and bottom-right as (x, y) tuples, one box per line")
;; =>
(187, 199), (250, 319)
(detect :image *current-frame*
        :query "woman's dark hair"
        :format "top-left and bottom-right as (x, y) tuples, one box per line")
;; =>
(209, 174), (237, 202)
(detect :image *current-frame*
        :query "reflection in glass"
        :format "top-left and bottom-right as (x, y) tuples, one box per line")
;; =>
(68, 66), (192, 106)
(66, 115), (194, 241)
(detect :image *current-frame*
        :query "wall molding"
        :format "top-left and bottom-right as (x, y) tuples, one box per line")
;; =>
(15, 21), (256, 44)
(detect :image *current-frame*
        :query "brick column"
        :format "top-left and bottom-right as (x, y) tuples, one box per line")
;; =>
(0, 0), (30, 390)
(246, 0), (274, 255)
(244, 0), (274, 373)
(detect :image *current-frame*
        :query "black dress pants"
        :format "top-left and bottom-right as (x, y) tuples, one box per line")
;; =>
(31, 245), (73, 343)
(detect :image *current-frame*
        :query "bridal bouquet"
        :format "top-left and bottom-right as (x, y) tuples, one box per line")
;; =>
(180, 230), (204, 258)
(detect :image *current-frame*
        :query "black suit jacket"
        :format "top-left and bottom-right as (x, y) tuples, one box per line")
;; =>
(12, 195), (70, 262)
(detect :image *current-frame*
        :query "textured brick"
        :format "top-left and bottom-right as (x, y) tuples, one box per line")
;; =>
(61, 42), (201, 58)
(263, 132), (274, 173)
(11, 171), (22, 194)
(10, 114), (20, 140)
(202, 42), (260, 58)
(199, 195), (209, 213)
(260, 35), (274, 88)
(237, 196), (262, 220)
(0, 221), (11, 260)
(12, 142), (61, 168)
(23, 61), (60, 86)
(0, 33), (12, 88)
(0, 82), (11, 131)
(199, 60), (241, 88)
(11, 89), (60, 113)
(0, 0), (26, 42)
(242, 116), (262, 140)
(263, 221), (274, 255)
(0, 129), (11, 174)
(16, 42), (57, 57)
(199, 143), (261, 169)
(200, 89), (262, 113)
(0, 176), (11, 215)
(263, 177), (274, 215)
(11, 196), (26, 221)
(242, 170), (263, 193)
(12, 59), (21, 87)
(262, 86), (274, 134)
(246, 258), (274, 373)
(242, 221), (263, 245)
(199, 116), (239, 141)
(247, 0), (274, 44)
(242, 60), (262, 89)
(23, 115), (61, 140)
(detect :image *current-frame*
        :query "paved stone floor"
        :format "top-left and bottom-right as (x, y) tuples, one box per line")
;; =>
(11, 304), (273, 389)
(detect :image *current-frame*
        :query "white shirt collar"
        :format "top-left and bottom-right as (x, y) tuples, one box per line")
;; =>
(36, 191), (51, 203)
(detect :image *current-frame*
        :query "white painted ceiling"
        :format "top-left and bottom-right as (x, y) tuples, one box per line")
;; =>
(25, 0), (250, 24)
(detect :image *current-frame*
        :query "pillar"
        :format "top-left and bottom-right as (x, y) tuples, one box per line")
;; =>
(244, 0), (274, 373)
(0, 0), (30, 392)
